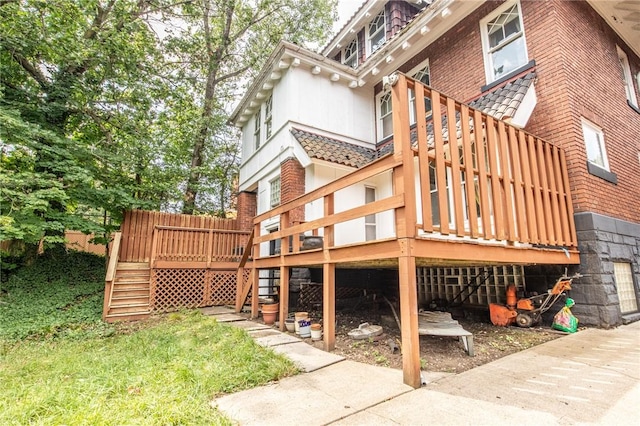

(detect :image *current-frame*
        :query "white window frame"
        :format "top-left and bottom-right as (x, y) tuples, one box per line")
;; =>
(269, 176), (281, 208)
(265, 94), (273, 139)
(582, 118), (610, 171)
(407, 60), (432, 125)
(343, 38), (358, 68)
(480, 0), (528, 83)
(376, 90), (393, 141)
(253, 108), (261, 150)
(364, 186), (377, 241)
(617, 46), (638, 108)
(367, 10), (386, 55)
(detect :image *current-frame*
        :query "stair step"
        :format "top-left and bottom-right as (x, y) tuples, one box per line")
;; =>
(111, 296), (149, 305)
(115, 272), (150, 279)
(113, 288), (149, 297)
(117, 262), (150, 270)
(115, 278), (150, 285)
(108, 304), (150, 315)
(105, 312), (151, 323)
(113, 283), (149, 290)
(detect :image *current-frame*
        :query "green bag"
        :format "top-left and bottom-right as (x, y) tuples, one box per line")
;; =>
(552, 299), (578, 333)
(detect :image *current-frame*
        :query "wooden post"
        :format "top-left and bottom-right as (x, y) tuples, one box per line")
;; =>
(279, 212), (290, 331)
(251, 223), (260, 319)
(390, 73), (421, 388)
(323, 193), (336, 351)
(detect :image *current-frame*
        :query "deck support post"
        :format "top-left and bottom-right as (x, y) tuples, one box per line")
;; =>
(398, 242), (421, 389)
(279, 266), (289, 331)
(323, 193), (336, 351)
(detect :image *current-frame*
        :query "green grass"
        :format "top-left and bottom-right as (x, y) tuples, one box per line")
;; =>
(0, 251), (297, 425)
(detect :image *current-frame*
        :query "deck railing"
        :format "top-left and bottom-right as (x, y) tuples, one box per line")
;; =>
(248, 73), (577, 264)
(150, 226), (251, 267)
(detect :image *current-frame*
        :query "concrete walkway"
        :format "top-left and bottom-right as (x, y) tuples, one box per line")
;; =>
(205, 307), (640, 425)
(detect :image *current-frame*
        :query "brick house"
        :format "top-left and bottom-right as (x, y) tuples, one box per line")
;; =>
(232, 0), (640, 328)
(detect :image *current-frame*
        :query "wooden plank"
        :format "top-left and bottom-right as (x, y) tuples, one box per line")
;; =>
(527, 135), (547, 244)
(323, 262), (336, 351)
(473, 110), (492, 239)
(431, 90), (450, 234)
(144, 210), (155, 262)
(545, 142), (562, 245)
(398, 242), (421, 388)
(518, 131), (537, 242)
(460, 105), (478, 238)
(446, 98), (465, 236)
(254, 195), (404, 244)
(497, 121), (515, 242)
(536, 138), (554, 244)
(559, 149), (578, 247)
(485, 117), (505, 240)
(279, 266), (289, 332)
(552, 146), (571, 246)
(507, 126), (527, 242)
(119, 211), (130, 262)
(416, 82), (433, 231)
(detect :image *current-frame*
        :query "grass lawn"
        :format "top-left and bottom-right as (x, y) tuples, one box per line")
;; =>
(0, 251), (297, 425)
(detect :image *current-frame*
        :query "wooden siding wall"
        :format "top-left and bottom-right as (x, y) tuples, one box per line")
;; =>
(119, 210), (239, 263)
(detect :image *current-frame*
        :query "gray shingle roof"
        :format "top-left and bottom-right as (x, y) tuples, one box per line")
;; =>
(291, 128), (377, 168)
(469, 72), (536, 120)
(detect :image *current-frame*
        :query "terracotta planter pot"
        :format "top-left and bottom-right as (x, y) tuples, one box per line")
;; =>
(261, 302), (279, 325)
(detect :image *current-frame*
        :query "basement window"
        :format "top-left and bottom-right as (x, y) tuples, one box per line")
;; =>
(614, 262), (638, 314)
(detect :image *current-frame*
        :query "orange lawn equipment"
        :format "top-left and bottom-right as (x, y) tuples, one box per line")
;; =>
(489, 272), (582, 328)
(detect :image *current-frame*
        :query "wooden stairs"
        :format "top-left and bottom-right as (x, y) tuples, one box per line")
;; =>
(104, 262), (151, 322)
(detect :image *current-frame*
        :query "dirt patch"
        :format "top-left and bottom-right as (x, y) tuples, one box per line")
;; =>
(300, 308), (562, 374)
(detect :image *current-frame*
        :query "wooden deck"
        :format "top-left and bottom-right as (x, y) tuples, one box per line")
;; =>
(239, 73), (579, 388)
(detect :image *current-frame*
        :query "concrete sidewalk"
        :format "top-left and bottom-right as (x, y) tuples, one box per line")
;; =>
(206, 308), (640, 425)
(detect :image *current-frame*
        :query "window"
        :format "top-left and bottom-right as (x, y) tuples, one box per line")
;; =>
(377, 91), (393, 140)
(614, 262), (638, 314)
(617, 46), (638, 108)
(364, 186), (376, 241)
(253, 108), (261, 150)
(269, 177), (280, 207)
(368, 10), (386, 54)
(481, 1), (528, 83)
(265, 95), (273, 139)
(582, 119), (609, 170)
(343, 38), (358, 68)
(408, 62), (432, 124)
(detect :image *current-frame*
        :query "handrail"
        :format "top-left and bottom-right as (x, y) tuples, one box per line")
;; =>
(103, 231), (122, 320)
(154, 225), (250, 234)
(235, 229), (254, 312)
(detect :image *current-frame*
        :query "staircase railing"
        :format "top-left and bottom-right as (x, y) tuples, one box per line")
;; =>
(235, 229), (254, 312)
(102, 231), (122, 320)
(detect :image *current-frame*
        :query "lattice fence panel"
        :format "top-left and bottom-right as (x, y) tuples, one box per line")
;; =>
(297, 283), (364, 311)
(207, 271), (237, 305)
(151, 268), (207, 312)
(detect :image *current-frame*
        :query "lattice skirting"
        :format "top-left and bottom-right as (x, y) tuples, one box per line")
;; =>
(150, 268), (239, 312)
(297, 283), (364, 311)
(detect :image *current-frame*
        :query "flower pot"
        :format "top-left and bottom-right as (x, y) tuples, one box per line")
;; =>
(298, 319), (312, 338)
(261, 302), (279, 325)
(310, 323), (322, 341)
(294, 311), (308, 334)
(284, 318), (295, 332)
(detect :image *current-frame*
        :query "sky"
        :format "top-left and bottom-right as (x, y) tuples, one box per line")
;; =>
(335, 0), (366, 33)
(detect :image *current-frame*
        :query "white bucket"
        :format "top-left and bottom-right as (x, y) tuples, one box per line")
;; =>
(298, 319), (311, 338)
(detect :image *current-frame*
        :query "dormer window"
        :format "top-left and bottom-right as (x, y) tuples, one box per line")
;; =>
(368, 10), (386, 55)
(265, 95), (273, 139)
(343, 38), (358, 68)
(253, 108), (261, 150)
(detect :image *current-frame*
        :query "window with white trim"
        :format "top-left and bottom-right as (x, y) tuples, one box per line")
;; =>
(408, 62), (432, 124)
(617, 46), (638, 108)
(480, 1), (528, 83)
(377, 91), (393, 140)
(265, 95), (273, 139)
(270, 176), (280, 207)
(367, 10), (386, 55)
(582, 119), (609, 171)
(343, 38), (358, 69)
(253, 108), (261, 150)
(364, 186), (376, 241)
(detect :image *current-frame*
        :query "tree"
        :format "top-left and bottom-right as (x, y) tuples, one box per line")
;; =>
(157, 0), (337, 214)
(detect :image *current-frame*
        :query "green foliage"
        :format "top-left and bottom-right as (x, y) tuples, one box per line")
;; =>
(0, 250), (297, 424)
(0, 250), (109, 341)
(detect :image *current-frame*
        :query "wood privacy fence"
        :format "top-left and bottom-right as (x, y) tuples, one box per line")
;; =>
(119, 210), (239, 263)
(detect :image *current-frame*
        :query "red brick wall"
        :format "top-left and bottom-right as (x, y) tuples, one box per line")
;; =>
(394, 0), (640, 223)
(280, 157), (305, 224)
(236, 191), (256, 231)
